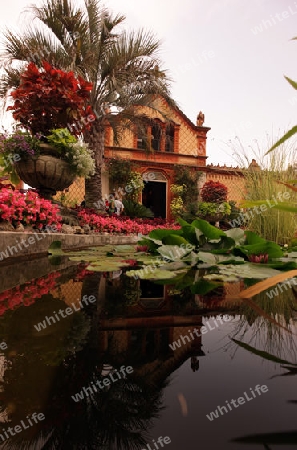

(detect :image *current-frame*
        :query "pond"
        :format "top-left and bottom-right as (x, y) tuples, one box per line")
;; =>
(0, 251), (296, 450)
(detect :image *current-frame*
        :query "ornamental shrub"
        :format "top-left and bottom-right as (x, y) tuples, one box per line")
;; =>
(200, 180), (228, 203)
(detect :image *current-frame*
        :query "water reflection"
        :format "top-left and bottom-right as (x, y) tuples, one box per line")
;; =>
(0, 264), (296, 449)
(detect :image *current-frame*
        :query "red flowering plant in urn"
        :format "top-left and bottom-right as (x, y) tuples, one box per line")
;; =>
(1, 61), (95, 198)
(198, 180), (231, 223)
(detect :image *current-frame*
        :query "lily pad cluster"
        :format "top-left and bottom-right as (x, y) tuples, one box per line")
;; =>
(48, 218), (297, 296)
(124, 219), (297, 289)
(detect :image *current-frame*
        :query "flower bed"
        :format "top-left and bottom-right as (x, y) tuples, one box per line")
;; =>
(0, 188), (62, 230)
(77, 209), (180, 235)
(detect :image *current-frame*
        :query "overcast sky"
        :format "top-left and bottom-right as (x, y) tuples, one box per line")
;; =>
(1, 0), (296, 166)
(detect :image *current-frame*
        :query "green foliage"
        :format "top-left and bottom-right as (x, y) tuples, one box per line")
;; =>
(197, 202), (231, 218)
(46, 128), (95, 178)
(106, 158), (134, 188)
(228, 200), (242, 221)
(122, 199), (154, 218)
(46, 128), (77, 152)
(124, 219), (296, 283)
(106, 159), (143, 200)
(170, 183), (185, 218)
(173, 166), (200, 203)
(55, 192), (79, 208)
(127, 172), (144, 201)
(232, 137), (297, 244)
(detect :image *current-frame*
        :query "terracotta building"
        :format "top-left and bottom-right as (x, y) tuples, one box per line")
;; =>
(66, 98), (245, 219)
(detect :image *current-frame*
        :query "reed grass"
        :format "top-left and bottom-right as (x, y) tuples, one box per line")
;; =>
(231, 136), (297, 244)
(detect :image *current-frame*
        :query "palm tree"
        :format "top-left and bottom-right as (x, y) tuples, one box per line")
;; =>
(0, 0), (173, 206)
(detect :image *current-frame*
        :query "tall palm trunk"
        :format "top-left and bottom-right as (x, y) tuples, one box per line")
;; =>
(84, 120), (105, 207)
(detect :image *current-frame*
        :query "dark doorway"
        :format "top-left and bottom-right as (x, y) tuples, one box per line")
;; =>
(142, 181), (166, 218)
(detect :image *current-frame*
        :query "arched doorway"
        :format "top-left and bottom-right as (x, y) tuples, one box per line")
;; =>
(142, 171), (167, 219)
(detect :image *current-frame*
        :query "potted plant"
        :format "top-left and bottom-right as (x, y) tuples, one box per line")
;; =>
(198, 180), (231, 223)
(1, 61), (95, 198)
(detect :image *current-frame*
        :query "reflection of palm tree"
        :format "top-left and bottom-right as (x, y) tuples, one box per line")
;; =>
(9, 344), (168, 450)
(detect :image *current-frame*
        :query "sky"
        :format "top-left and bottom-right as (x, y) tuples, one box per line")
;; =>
(0, 0), (296, 167)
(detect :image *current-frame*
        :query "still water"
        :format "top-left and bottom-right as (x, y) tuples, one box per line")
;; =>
(0, 254), (296, 450)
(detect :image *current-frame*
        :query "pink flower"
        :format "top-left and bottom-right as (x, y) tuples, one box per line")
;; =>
(248, 253), (269, 264)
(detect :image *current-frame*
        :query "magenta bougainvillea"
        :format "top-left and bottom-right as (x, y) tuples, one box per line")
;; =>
(200, 180), (228, 203)
(0, 188), (62, 230)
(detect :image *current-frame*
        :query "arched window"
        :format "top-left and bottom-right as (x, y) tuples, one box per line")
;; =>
(151, 120), (162, 151)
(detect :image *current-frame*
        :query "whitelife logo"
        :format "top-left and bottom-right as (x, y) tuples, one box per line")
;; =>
(206, 384), (269, 421)
(266, 278), (297, 299)
(169, 316), (231, 351)
(0, 412), (45, 443)
(71, 365), (134, 402)
(141, 436), (171, 450)
(34, 295), (96, 332)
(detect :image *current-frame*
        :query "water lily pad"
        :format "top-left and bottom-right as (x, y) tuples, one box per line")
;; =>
(86, 260), (130, 271)
(225, 228), (245, 245)
(158, 245), (193, 261)
(125, 268), (180, 280)
(204, 263), (282, 281)
(159, 261), (188, 271)
(113, 245), (136, 252)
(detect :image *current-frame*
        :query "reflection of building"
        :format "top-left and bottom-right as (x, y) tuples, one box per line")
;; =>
(195, 281), (244, 308)
(96, 276), (208, 379)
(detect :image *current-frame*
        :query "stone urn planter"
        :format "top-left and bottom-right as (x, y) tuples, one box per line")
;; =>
(14, 144), (76, 199)
(201, 213), (225, 223)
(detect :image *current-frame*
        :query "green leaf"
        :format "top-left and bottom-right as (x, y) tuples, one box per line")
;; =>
(125, 268), (180, 280)
(158, 244), (193, 261)
(225, 228), (245, 245)
(86, 260), (130, 271)
(198, 252), (217, 265)
(216, 263), (282, 279)
(148, 228), (183, 241)
(48, 240), (63, 255)
(237, 241), (283, 259)
(191, 279), (222, 295)
(285, 75), (297, 90)
(162, 235), (189, 246)
(244, 231), (266, 245)
(159, 261), (188, 271)
(113, 245), (136, 252)
(191, 219), (226, 240)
